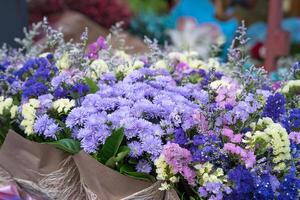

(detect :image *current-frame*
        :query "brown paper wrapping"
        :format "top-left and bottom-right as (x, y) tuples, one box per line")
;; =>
(74, 151), (180, 200)
(0, 130), (84, 200)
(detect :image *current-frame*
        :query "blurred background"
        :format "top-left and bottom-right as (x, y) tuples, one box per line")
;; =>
(1, 0), (300, 78)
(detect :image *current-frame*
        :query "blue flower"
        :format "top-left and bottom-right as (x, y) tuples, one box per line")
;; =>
(71, 83), (89, 97)
(254, 174), (275, 200)
(54, 86), (68, 98)
(293, 61), (300, 79)
(22, 82), (48, 99)
(227, 166), (255, 199)
(278, 166), (300, 200)
(262, 93), (286, 122)
(15, 58), (37, 79)
(174, 128), (188, 146)
(289, 108), (300, 131)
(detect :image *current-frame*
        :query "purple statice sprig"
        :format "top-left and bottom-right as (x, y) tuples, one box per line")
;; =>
(227, 21), (250, 71)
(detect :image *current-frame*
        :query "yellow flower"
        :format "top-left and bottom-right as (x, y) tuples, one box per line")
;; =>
(21, 99), (40, 135)
(10, 105), (18, 119)
(53, 99), (75, 113)
(215, 168), (224, 177)
(246, 117), (291, 172)
(88, 59), (109, 80)
(115, 50), (130, 62)
(3, 98), (13, 107)
(29, 99), (40, 108)
(56, 53), (70, 70)
(153, 60), (169, 70)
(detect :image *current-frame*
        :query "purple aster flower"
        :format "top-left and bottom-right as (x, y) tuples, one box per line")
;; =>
(66, 107), (90, 127)
(22, 82), (48, 100)
(80, 134), (99, 153)
(128, 141), (143, 157)
(198, 187), (208, 197)
(136, 159), (152, 173)
(34, 114), (60, 139)
(38, 94), (53, 110)
(141, 135), (162, 158)
(54, 86), (68, 98)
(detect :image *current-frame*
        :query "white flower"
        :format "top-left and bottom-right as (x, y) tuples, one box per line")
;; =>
(159, 182), (171, 191)
(56, 53), (70, 70)
(10, 105), (18, 119)
(53, 99), (75, 113)
(152, 60), (169, 70)
(88, 59), (109, 80)
(3, 98), (13, 107)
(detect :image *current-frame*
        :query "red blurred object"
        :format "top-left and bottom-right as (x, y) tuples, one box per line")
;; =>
(29, 0), (132, 28)
(68, 0), (132, 28)
(250, 42), (264, 60)
(264, 0), (290, 72)
(29, 0), (64, 24)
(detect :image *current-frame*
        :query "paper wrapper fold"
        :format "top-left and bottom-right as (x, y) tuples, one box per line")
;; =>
(0, 130), (85, 200)
(74, 151), (180, 200)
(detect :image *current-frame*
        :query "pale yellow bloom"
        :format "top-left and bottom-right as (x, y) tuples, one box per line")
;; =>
(56, 53), (70, 70)
(53, 99), (75, 113)
(88, 59), (109, 80)
(10, 105), (18, 119)
(21, 99), (40, 135)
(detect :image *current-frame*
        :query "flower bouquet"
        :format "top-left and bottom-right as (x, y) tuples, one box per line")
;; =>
(0, 19), (299, 200)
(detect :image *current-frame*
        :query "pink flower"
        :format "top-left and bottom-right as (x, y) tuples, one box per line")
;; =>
(87, 36), (108, 59)
(222, 127), (242, 143)
(215, 77), (240, 109)
(182, 167), (196, 186)
(176, 62), (190, 73)
(224, 143), (256, 168)
(192, 111), (208, 131)
(162, 143), (196, 185)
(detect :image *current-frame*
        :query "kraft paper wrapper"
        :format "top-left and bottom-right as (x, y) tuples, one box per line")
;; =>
(0, 130), (68, 182)
(74, 151), (180, 200)
(0, 130), (84, 200)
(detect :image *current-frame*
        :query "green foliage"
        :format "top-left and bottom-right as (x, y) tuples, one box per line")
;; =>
(45, 138), (81, 154)
(120, 164), (155, 182)
(84, 77), (99, 94)
(97, 128), (125, 164)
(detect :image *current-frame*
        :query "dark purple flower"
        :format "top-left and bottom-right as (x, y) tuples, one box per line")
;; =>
(174, 128), (188, 146)
(262, 93), (286, 122)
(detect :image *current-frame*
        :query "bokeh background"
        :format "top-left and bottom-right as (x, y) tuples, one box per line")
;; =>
(1, 0), (300, 78)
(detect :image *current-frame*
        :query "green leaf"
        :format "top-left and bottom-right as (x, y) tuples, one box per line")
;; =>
(98, 128), (124, 164)
(105, 157), (117, 168)
(105, 146), (130, 168)
(84, 77), (99, 93)
(120, 164), (155, 182)
(45, 139), (81, 154)
(115, 146), (130, 162)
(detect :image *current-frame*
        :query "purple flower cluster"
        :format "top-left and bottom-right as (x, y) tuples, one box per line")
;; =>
(66, 69), (203, 158)
(15, 56), (58, 100)
(34, 114), (60, 139)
